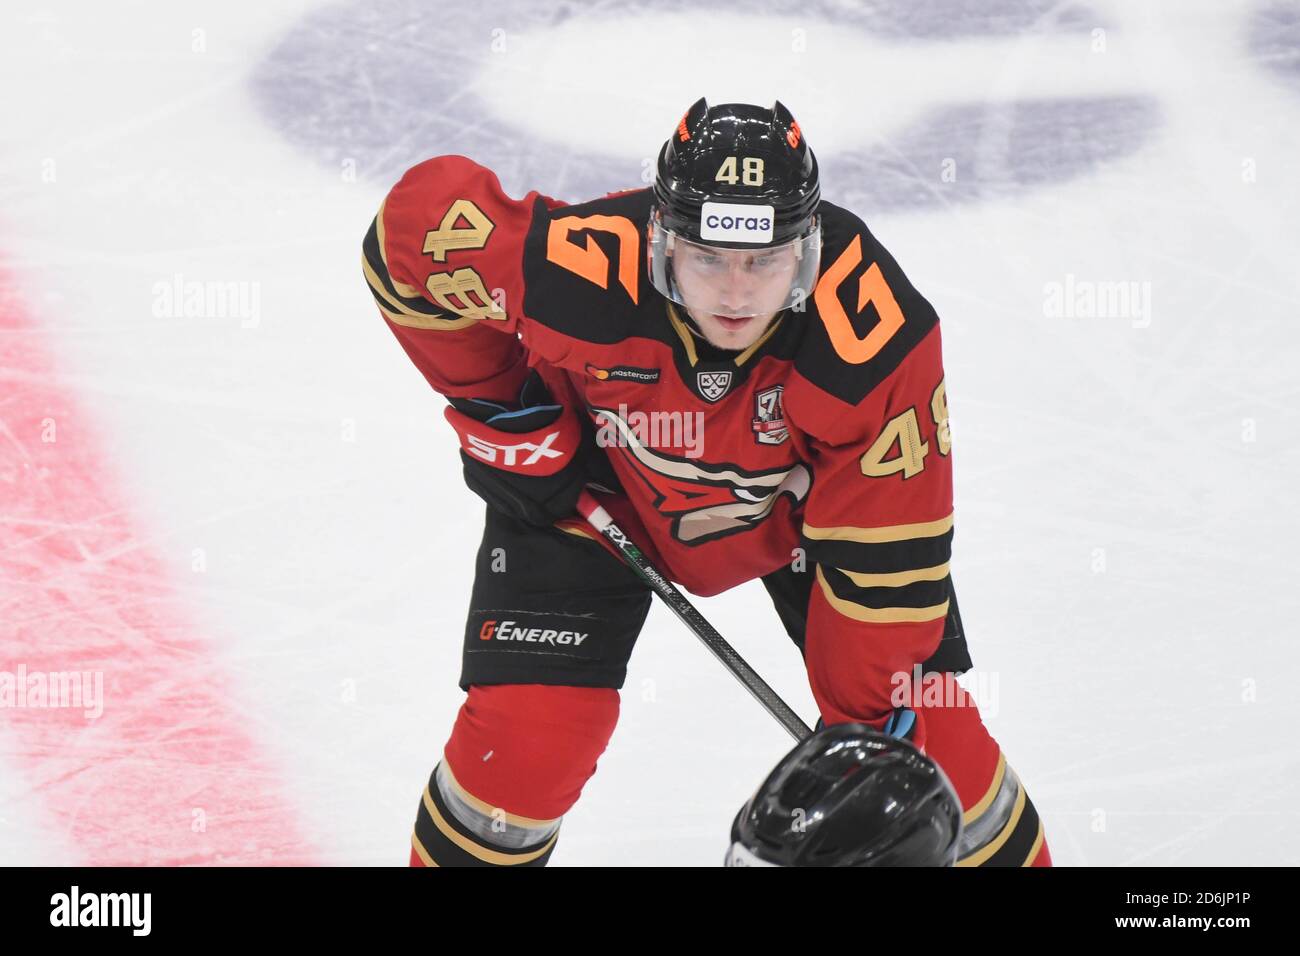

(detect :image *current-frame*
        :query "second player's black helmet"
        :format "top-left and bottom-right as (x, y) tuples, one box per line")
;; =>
(725, 723), (965, 867)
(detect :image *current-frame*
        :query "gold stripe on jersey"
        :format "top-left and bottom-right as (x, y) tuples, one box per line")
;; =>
(664, 301), (786, 368)
(666, 302), (699, 366)
(420, 785), (558, 866)
(734, 312), (785, 365)
(410, 832), (439, 866)
(839, 561), (950, 588)
(439, 759), (560, 830)
(363, 252), (479, 332)
(803, 513), (954, 545)
(371, 290), (478, 332)
(814, 565), (950, 624)
(956, 785), (1027, 866)
(374, 196), (424, 299)
(364, 213), (445, 315)
(1022, 819), (1047, 867)
(802, 515), (953, 620)
(954, 755), (1047, 867)
(965, 751), (1008, 823)
(365, 209), (485, 331)
(362, 254), (435, 319)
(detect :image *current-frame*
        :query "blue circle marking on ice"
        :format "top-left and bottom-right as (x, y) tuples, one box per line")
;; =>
(1250, 1), (1300, 93)
(250, 0), (1160, 209)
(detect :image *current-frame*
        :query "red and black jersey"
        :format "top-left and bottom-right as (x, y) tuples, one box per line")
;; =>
(363, 155), (959, 713)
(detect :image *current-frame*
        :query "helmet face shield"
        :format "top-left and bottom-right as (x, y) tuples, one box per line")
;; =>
(648, 208), (821, 320)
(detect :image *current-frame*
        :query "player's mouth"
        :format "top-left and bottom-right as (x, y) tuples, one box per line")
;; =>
(711, 313), (754, 331)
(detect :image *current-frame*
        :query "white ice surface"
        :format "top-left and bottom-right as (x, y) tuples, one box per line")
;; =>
(1, 0), (1297, 865)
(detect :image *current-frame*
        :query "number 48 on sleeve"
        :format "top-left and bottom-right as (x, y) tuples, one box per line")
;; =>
(859, 379), (950, 480)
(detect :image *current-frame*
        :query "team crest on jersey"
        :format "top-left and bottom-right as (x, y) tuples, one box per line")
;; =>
(751, 385), (788, 445)
(590, 405), (810, 545)
(696, 369), (733, 402)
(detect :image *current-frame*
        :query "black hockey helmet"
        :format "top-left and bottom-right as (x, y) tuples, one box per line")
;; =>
(648, 98), (822, 319)
(725, 723), (965, 867)
(652, 97), (820, 246)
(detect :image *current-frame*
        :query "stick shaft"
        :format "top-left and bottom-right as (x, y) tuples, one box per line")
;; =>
(578, 491), (811, 741)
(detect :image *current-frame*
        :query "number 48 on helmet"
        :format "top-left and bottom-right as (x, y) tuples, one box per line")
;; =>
(648, 97), (823, 323)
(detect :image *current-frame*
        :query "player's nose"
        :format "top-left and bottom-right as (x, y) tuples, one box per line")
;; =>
(718, 286), (751, 312)
(718, 264), (758, 307)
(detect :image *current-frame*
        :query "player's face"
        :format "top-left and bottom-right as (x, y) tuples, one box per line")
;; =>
(673, 240), (799, 350)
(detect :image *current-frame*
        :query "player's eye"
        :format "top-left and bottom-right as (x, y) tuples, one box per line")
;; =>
(694, 253), (722, 266)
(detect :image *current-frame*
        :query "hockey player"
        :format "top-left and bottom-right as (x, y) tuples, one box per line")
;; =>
(362, 98), (1051, 866)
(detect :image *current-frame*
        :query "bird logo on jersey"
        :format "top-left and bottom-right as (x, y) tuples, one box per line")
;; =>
(590, 405), (810, 545)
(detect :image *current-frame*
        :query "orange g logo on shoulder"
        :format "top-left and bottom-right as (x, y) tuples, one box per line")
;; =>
(813, 235), (905, 365)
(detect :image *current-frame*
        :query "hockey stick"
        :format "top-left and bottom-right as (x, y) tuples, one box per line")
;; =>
(577, 489), (812, 742)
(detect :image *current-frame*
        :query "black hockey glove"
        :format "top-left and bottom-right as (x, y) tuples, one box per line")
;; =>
(443, 369), (598, 528)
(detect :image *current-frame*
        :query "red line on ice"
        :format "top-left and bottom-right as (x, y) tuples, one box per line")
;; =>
(0, 269), (316, 865)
